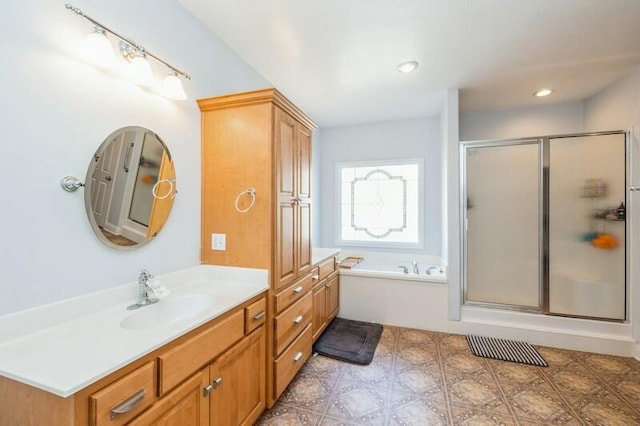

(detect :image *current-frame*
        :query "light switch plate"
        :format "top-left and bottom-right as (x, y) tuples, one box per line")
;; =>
(212, 233), (226, 251)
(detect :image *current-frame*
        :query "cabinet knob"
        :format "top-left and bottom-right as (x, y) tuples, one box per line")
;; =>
(293, 352), (303, 362)
(293, 315), (303, 324)
(203, 384), (213, 397)
(293, 286), (303, 294)
(311, 275), (320, 282)
(212, 377), (223, 389)
(253, 311), (266, 321)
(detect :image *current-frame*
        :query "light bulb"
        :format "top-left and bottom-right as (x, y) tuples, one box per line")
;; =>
(160, 72), (187, 100)
(83, 27), (117, 67)
(397, 61), (419, 73)
(127, 51), (154, 87)
(534, 88), (553, 97)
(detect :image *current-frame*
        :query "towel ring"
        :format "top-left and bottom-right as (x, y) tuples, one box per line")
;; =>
(234, 188), (256, 213)
(152, 179), (174, 200)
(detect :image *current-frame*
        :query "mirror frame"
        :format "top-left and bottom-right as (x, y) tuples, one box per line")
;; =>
(84, 126), (176, 250)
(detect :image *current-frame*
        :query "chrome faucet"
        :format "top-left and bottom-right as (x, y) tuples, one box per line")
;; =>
(412, 261), (419, 274)
(127, 269), (159, 310)
(398, 265), (409, 274)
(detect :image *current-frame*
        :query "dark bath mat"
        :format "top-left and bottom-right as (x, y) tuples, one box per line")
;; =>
(313, 317), (383, 365)
(466, 335), (548, 367)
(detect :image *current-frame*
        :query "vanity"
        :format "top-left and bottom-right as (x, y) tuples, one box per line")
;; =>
(1, 92), (343, 425)
(0, 266), (268, 426)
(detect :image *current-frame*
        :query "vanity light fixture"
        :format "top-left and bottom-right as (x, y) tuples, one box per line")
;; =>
(83, 26), (117, 67)
(126, 48), (155, 87)
(533, 88), (553, 97)
(160, 72), (188, 100)
(397, 61), (419, 73)
(65, 4), (191, 100)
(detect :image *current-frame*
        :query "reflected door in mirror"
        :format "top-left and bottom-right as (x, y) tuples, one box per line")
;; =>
(84, 126), (176, 250)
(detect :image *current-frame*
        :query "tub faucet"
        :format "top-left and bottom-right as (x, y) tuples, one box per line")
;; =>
(412, 261), (419, 274)
(127, 269), (159, 310)
(398, 265), (409, 274)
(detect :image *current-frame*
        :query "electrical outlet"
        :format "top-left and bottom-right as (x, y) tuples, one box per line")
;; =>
(212, 233), (226, 251)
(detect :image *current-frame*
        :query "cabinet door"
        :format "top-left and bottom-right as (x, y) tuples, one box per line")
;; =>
(297, 125), (313, 276)
(312, 282), (327, 341)
(275, 108), (298, 290)
(327, 273), (340, 320)
(210, 328), (266, 426)
(128, 370), (208, 426)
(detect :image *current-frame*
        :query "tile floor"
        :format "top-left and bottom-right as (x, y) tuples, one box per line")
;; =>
(257, 325), (640, 425)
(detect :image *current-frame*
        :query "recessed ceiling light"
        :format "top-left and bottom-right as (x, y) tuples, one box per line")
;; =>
(533, 88), (553, 97)
(397, 61), (419, 73)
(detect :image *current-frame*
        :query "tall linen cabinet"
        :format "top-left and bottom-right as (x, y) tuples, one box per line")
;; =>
(198, 89), (317, 407)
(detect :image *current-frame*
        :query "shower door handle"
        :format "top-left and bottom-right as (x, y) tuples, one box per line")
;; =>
(629, 186), (640, 191)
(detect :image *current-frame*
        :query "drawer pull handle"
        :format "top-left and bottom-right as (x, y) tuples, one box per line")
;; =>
(312, 275), (320, 282)
(293, 352), (303, 362)
(212, 377), (223, 389)
(110, 389), (146, 419)
(293, 286), (303, 294)
(293, 315), (303, 324)
(253, 311), (266, 321)
(203, 384), (213, 397)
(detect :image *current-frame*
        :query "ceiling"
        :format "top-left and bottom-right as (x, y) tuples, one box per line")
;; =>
(178, 0), (640, 128)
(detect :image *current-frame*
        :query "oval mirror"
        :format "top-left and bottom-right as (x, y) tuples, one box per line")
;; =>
(84, 126), (176, 249)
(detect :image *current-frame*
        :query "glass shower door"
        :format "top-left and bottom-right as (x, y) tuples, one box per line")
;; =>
(464, 141), (543, 309)
(548, 134), (626, 320)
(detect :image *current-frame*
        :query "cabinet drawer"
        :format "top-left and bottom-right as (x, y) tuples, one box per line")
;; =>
(317, 257), (336, 281)
(275, 273), (314, 313)
(158, 310), (244, 395)
(274, 292), (312, 355)
(245, 297), (266, 334)
(89, 361), (157, 426)
(274, 324), (312, 400)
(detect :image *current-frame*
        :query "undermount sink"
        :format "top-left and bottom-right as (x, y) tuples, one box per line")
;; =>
(120, 294), (217, 330)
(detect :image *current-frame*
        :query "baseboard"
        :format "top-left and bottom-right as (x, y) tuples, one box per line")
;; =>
(458, 306), (636, 358)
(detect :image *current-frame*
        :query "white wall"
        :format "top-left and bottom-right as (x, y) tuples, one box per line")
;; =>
(319, 117), (442, 255)
(311, 129), (322, 245)
(584, 66), (640, 132)
(0, 0), (269, 316)
(443, 90), (461, 320)
(583, 66), (640, 356)
(460, 101), (584, 141)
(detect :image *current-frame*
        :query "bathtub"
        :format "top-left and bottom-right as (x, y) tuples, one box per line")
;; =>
(338, 251), (451, 331)
(340, 259), (447, 283)
(337, 251), (637, 358)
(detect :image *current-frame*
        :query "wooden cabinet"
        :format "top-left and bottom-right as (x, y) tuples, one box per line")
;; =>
(209, 328), (265, 426)
(274, 107), (313, 291)
(0, 293), (268, 426)
(128, 324), (265, 426)
(327, 272), (340, 320)
(128, 370), (209, 426)
(312, 281), (327, 340)
(312, 260), (340, 342)
(198, 89), (317, 406)
(158, 310), (244, 395)
(89, 361), (157, 426)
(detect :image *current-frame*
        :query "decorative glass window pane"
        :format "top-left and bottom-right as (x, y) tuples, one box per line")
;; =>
(337, 160), (422, 247)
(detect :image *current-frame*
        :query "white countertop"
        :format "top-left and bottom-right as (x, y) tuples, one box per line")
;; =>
(0, 265), (268, 398)
(312, 247), (341, 266)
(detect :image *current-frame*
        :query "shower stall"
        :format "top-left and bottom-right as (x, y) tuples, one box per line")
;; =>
(461, 131), (627, 321)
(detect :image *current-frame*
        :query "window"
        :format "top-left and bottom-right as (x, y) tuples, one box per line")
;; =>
(337, 159), (423, 248)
